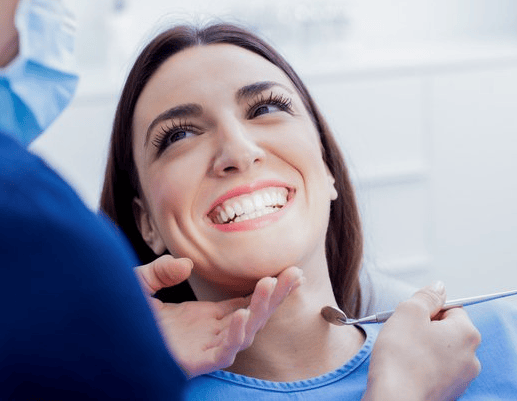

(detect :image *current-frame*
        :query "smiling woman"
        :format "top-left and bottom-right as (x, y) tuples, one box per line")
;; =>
(130, 43), (342, 301)
(101, 24), (363, 315)
(99, 23), (517, 400)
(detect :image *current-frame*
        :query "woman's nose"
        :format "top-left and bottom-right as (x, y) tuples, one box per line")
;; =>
(212, 122), (266, 176)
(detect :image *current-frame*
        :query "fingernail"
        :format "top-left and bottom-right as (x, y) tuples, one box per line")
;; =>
(182, 258), (194, 270)
(432, 280), (445, 294)
(288, 277), (305, 295)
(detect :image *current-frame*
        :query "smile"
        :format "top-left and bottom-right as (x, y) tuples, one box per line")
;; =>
(208, 187), (290, 225)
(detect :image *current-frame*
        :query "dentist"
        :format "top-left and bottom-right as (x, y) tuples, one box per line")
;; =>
(0, 1), (187, 398)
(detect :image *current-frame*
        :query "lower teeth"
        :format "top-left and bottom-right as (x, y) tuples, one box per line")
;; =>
(228, 206), (279, 224)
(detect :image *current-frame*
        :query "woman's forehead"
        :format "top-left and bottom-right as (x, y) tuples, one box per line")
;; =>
(142, 43), (295, 98)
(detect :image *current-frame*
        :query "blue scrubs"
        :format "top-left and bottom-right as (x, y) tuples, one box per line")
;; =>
(0, 131), (186, 399)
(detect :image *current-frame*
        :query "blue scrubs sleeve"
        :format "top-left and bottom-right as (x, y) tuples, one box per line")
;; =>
(0, 132), (186, 400)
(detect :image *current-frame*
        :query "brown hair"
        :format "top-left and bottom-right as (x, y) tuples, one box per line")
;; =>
(100, 23), (363, 317)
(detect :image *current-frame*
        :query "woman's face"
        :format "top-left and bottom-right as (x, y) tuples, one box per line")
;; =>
(132, 44), (337, 299)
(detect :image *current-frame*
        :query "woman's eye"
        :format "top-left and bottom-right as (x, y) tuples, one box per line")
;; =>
(248, 93), (293, 119)
(253, 104), (281, 118)
(162, 128), (195, 146)
(168, 129), (192, 143)
(152, 125), (196, 153)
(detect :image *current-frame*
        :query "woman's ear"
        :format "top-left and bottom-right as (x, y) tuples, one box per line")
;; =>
(132, 197), (167, 255)
(326, 168), (338, 201)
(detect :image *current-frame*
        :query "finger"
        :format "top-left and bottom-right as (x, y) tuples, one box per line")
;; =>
(440, 305), (468, 320)
(472, 357), (482, 379)
(147, 296), (164, 312)
(242, 277), (277, 346)
(407, 281), (447, 319)
(217, 270), (303, 351)
(248, 276), (276, 320)
(188, 309), (250, 377)
(213, 309), (250, 365)
(217, 267), (304, 322)
(434, 304), (465, 322)
(269, 266), (304, 310)
(212, 296), (251, 320)
(207, 308), (249, 352)
(437, 307), (482, 349)
(135, 255), (193, 295)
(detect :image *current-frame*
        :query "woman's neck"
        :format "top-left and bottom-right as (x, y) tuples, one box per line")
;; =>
(225, 260), (365, 382)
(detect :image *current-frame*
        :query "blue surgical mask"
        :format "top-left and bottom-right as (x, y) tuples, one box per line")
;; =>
(0, 0), (79, 146)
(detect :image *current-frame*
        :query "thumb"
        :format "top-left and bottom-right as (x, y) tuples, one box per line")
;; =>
(410, 281), (447, 319)
(136, 255), (193, 295)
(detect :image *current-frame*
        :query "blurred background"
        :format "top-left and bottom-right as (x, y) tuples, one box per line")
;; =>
(31, 0), (517, 302)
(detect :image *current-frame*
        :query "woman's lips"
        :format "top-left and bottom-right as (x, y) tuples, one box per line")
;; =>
(207, 181), (294, 230)
(209, 187), (288, 224)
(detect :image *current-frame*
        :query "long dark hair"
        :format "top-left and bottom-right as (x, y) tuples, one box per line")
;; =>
(100, 23), (363, 317)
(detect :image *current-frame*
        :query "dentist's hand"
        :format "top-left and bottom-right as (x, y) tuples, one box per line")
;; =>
(135, 255), (304, 378)
(363, 282), (481, 401)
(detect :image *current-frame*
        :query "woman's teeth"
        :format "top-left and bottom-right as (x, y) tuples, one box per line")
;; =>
(211, 187), (288, 224)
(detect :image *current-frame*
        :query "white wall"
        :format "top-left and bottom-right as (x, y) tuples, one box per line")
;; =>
(304, 47), (517, 301)
(30, 0), (517, 303)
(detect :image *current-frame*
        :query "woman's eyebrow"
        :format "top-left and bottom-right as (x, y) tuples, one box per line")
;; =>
(145, 103), (202, 147)
(236, 81), (294, 101)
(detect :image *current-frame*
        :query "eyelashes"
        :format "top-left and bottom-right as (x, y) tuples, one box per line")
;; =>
(245, 92), (294, 118)
(151, 119), (197, 154)
(151, 91), (294, 153)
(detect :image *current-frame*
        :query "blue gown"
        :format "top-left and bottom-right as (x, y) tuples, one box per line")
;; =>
(0, 131), (186, 399)
(185, 302), (517, 400)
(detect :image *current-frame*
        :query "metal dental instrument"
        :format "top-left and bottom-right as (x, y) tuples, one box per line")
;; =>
(321, 288), (517, 326)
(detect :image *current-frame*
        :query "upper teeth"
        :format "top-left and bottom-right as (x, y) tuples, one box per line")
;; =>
(211, 187), (288, 224)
